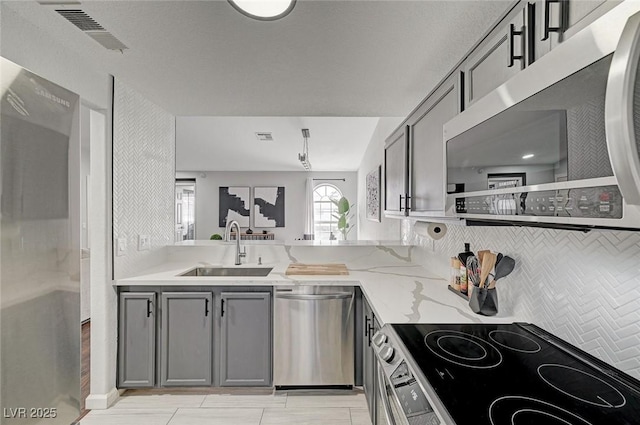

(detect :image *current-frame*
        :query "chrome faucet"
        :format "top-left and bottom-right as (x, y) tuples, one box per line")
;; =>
(224, 220), (246, 265)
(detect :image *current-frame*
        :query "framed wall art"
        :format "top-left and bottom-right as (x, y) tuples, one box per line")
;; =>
(254, 186), (285, 228)
(219, 186), (250, 227)
(366, 165), (381, 222)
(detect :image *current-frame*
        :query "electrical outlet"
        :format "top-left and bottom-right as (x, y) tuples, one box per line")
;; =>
(116, 237), (127, 257)
(138, 234), (150, 251)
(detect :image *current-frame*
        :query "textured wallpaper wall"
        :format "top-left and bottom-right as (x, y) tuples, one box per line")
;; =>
(113, 80), (175, 279)
(402, 220), (640, 379)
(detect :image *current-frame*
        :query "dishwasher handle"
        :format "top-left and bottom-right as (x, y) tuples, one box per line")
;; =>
(275, 292), (353, 300)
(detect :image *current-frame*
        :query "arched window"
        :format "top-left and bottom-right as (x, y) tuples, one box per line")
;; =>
(313, 184), (342, 240)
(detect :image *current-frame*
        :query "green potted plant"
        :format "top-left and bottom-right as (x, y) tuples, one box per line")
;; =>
(331, 196), (355, 240)
(210, 233), (222, 240)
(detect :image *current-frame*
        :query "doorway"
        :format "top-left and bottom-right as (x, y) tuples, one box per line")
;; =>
(176, 179), (196, 241)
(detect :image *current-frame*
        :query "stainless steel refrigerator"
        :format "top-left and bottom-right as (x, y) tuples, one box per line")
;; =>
(1, 57), (81, 424)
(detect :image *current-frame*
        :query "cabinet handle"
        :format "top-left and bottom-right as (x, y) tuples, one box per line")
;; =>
(399, 194), (404, 211)
(368, 324), (375, 346)
(205, 298), (209, 317)
(507, 24), (525, 68)
(405, 195), (411, 212)
(542, 0), (567, 41)
(221, 299), (225, 317)
(365, 315), (371, 337)
(146, 299), (152, 318)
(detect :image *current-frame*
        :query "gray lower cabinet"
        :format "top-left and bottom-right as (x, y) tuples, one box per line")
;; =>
(463, 3), (529, 107)
(161, 292), (213, 386)
(362, 298), (377, 423)
(408, 72), (462, 215)
(118, 292), (156, 388)
(219, 292), (271, 386)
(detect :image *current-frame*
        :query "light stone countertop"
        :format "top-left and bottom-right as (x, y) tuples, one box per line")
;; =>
(116, 246), (518, 325)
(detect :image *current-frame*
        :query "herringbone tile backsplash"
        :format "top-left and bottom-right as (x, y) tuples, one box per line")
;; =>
(402, 220), (640, 379)
(113, 80), (175, 279)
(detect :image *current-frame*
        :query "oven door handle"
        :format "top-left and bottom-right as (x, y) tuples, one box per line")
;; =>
(606, 11), (640, 205)
(376, 363), (397, 425)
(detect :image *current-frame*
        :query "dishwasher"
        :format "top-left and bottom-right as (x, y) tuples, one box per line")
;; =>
(274, 285), (354, 388)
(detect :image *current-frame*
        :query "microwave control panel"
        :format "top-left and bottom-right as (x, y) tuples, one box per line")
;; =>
(455, 185), (623, 219)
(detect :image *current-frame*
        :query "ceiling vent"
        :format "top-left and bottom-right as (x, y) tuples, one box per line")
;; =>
(55, 9), (104, 31)
(53, 8), (128, 51)
(255, 132), (274, 142)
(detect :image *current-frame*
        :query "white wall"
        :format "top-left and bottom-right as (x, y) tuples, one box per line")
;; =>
(113, 80), (176, 279)
(357, 117), (404, 241)
(176, 171), (357, 241)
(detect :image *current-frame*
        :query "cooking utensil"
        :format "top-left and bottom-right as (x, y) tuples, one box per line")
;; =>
(479, 252), (497, 288)
(466, 256), (480, 287)
(488, 255), (515, 288)
(477, 250), (490, 262)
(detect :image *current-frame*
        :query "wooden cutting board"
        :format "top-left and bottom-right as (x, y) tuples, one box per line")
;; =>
(285, 263), (349, 275)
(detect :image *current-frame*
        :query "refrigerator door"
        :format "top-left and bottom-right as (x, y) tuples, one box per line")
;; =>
(1, 57), (81, 425)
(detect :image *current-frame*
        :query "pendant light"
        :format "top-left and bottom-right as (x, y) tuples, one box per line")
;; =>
(298, 128), (311, 171)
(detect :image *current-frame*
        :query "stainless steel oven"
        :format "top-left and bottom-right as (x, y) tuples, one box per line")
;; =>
(375, 361), (398, 425)
(444, 3), (640, 229)
(372, 331), (449, 425)
(372, 323), (640, 425)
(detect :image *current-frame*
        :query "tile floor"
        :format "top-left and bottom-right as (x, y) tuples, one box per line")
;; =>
(80, 390), (372, 425)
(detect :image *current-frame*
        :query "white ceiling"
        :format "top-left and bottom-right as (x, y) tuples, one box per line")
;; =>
(3, 0), (511, 171)
(176, 116), (381, 171)
(3, 0), (511, 117)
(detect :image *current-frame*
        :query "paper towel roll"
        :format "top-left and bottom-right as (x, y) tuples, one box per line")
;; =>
(414, 222), (447, 240)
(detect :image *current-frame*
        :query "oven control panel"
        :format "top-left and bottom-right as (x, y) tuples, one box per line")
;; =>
(390, 361), (440, 424)
(455, 185), (623, 219)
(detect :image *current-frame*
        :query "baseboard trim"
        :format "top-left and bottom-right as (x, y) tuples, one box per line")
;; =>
(85, 387), (121, 409)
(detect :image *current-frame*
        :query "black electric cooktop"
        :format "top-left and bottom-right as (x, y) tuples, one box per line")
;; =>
(391, 323), (640, 425)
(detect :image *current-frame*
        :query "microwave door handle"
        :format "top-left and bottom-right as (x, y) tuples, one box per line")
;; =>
(606, 11), (640, 205)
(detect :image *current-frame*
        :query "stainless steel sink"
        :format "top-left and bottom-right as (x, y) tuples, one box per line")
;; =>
(179, 267), (273, 277)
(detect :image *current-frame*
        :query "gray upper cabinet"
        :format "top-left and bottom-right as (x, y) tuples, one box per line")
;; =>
(219, 292), (272, 386)
(384, 125), (409, 216)
(118, 292), (156, 388)
(534, 0), (620, 60)
(161, 292), (213, 387)
(463, 3), (529, 107)
(408, 72), (462, 215)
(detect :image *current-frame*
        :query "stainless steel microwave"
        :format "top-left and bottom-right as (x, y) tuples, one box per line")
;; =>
(444, 3), (640, 230)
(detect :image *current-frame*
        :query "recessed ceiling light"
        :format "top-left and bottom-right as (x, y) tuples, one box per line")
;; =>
(522, 154), (535, 159)
(228, 0), (296, 21)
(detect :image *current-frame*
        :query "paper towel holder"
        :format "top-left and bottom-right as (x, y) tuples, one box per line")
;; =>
(413, 221), (447, 240)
